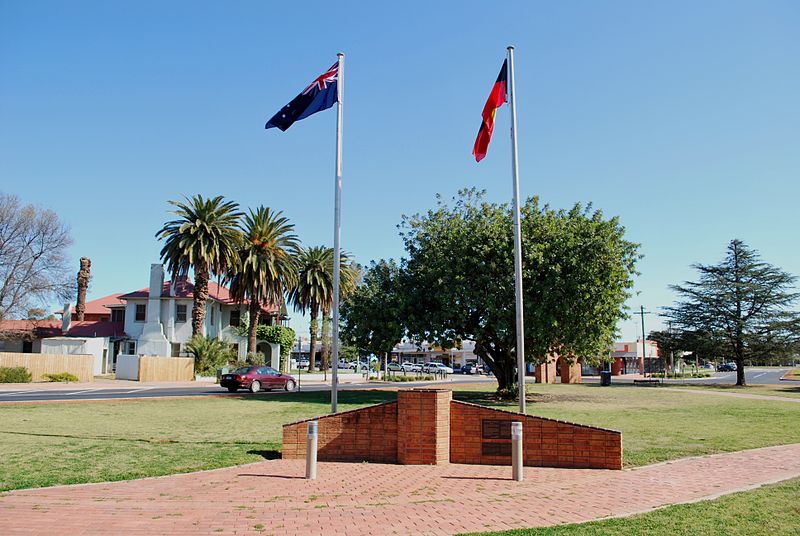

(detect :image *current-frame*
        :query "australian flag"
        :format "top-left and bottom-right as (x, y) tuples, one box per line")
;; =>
(265, 61), (339, 131)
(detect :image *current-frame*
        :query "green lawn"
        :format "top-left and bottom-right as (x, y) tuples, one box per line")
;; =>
(457, 383), (800, 467)
(0, 384), (799, 491)
(671, 382), (800, 400)
(464, 478), (800, 536)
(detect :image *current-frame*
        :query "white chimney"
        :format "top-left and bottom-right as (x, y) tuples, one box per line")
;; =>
(61, 303), (71, 334)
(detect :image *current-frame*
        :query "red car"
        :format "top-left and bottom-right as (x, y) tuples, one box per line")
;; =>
(220, 366), (296, 393)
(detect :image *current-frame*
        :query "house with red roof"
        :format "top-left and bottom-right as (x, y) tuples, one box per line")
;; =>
(0, 263), (285, 375)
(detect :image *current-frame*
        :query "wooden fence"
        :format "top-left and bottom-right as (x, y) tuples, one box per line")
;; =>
(0, 352), (94, 382)
(137, 356), (195, 382)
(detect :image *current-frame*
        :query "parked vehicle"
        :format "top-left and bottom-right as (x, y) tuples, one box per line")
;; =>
(220, 366), (297, 393)
(401, 362), (422, 372)
(460, 363), (479, 375)
(717, 362), (737, 372)
(422, 362), (454, 374)
(297, 359), (310, 369)
(387, 362), (402, 371)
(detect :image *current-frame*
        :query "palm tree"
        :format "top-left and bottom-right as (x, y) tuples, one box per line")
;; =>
(320, 255), (361, 370)
(156, 195), (243, 337)
(288, 246), (333, 372)
(229, 207), (299, 353)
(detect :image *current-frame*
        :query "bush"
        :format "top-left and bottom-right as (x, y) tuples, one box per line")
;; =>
(496, 384), (519, 400)
(0, 366), (32, 383)
(185, 335), (237, 376)
(42, 372), (79, 382)
(244, 352), (265, 366)
(385, 374), (435, 382)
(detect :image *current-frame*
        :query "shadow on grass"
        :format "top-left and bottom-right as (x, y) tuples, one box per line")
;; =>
(245, 449), (282, 460)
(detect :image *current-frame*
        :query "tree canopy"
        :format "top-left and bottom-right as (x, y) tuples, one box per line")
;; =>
(340, 259), (405, 359)
(400, 189), (639, 390)
(664, 239), (800, 385)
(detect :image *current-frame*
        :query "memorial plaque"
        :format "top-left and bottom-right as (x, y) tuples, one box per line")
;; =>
(482, 442), (512, 457)
(482, 419), (512, 440)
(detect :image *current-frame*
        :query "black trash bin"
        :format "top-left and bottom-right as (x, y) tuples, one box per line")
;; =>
(600, 370), (612, 386)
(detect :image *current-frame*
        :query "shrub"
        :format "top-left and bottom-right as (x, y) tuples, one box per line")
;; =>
(0, 366), (32, 383)
(244, 352), (265, 366)
(385, 374), (435, 382)
(42, 372), (79, 382)
(255, 325), (296, 370)
(496, 384), (519, 400)
(185, 335), (237, 376)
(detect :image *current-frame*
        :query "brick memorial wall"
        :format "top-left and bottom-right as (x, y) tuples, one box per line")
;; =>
(282, 388), (622, 469)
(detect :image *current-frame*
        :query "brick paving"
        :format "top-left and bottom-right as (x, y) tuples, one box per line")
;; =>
(2, 443), (799, 536)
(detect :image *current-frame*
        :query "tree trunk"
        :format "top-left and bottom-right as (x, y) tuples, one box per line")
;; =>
(247, 298), (261, 354)
(192, 262), (209, 337)
(320, 311), (330, 371)
(308, 308), (318, 372)
(75, 257), (91, 321)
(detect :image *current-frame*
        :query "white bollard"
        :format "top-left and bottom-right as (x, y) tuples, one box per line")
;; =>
(306, 420), (318, 480)
(511, 421), (523, 482)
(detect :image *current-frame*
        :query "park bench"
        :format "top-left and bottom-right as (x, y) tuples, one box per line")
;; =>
(633, 379), (663, 386)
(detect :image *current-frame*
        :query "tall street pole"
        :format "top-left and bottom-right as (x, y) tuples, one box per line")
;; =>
(331, 52), (344, 413)
(508, 46), (526, 414)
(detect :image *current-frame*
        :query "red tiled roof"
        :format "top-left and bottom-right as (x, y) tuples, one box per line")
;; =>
(118, 279), (279, 314)
(72, 293), (125, 315)
(0, 320), (126, 339)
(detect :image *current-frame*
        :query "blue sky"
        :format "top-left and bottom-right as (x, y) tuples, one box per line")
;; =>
(2, 0), (798, 341)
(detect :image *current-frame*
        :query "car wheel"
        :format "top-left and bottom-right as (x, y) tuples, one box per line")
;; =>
(249, 380), (261, 393)
(227, 387), (237, 392)
(285, 379), (296, 391)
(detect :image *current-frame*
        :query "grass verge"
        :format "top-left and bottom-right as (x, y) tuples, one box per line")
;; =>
(1, 384), (799, 491)
(462, 477), (800, 536)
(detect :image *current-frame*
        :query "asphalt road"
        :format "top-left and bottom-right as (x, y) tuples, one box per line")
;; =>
(0, 368), (789, 403)
(0, 376), (496, 403)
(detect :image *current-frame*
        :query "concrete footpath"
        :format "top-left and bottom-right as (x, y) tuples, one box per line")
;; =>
(1, 444), (799, 535)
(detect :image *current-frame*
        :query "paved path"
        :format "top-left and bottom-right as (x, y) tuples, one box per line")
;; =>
(2, 444), (799, 536)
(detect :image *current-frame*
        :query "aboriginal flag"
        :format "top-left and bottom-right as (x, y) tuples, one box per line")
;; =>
(266, 61), (339, 131)
(472, 60), (508, 162)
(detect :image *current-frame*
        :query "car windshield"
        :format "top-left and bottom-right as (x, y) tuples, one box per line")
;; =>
(233, 367), (252, 374)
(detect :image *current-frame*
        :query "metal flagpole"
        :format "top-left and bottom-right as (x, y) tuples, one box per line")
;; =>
(507, 46), (526, 414)
(331, 52), (344, 413)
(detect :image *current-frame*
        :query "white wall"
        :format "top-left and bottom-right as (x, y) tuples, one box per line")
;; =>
(41, 337), (108, 375)
(115, 354), (139, 380)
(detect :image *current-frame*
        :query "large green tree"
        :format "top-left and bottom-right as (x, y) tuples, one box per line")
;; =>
(340, 259), (405, 373)
(156, 195), (243, 336)
(401, 189), (639, 391)
(288, 246), (332, 372)
(664, 239), (800, 386)
(228, 207), (299, 353)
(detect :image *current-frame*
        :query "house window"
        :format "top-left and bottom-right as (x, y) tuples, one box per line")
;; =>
(210, 307), (215, 326)
(22, 340), (33, 353)
(135, 304), (146, 322)
(126, 341), (136, 355)
(176, 304), (187, 323)
(229, 309), (241, 327)
(171, 343), (182, 357)
(111, 309), (125, 323)
(232, 343), (239, 356)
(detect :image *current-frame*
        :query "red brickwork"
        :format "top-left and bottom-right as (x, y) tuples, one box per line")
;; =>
(560, 360), (582, 384)
(535, 356), (557, 383)
(450, 401), (622, 469)
(397, 389), (451, 465)
(282, 389), (622, 470)
(282, 401), (398, 463)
